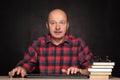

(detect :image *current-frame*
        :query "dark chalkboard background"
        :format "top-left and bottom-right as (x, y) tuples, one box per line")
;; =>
(0, 0), (120, 77)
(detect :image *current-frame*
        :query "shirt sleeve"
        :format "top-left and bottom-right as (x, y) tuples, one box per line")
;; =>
(78, 38), (93, 69)
(16, 41), (38, 73)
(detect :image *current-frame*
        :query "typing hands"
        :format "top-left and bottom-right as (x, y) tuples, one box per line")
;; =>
(8, 66), (82, 78)
(8, 66), (26, 78)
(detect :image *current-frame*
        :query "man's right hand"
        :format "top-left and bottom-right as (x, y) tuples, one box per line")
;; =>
(8, 66), (26, 78)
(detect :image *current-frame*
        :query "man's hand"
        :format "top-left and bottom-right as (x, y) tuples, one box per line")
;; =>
(8, 66), (26, 78)
(62, 67), (90, 75)
(61, 67), (80, 75)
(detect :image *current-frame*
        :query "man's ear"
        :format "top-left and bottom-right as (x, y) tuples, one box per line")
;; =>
(66, 22), (69, 30)
(46, 22), (49, 29)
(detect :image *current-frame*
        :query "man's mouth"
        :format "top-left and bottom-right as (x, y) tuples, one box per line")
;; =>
(54, 31), (62, 33)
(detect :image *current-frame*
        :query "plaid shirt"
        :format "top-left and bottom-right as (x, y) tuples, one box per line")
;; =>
(17, 33), (93, 74)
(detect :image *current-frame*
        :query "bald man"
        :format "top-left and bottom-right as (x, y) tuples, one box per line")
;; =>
(8, 9), (93, 78)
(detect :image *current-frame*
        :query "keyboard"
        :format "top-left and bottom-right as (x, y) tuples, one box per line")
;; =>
(25, 74), (89, 79)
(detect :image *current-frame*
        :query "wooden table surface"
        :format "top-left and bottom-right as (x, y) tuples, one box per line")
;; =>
(0, 76), (120, 80)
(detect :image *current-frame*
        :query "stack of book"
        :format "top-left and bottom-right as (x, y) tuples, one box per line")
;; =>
(88, 62), (115, 80)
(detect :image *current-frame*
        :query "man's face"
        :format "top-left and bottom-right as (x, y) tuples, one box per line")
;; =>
(46, 10), (69, 40)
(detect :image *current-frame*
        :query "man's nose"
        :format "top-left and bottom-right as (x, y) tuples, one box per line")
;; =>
(55, 23), (60, 30)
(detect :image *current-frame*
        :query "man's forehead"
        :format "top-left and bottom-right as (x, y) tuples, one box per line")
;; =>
(48, 9), (67, 21)
(49, 9), (66, 14)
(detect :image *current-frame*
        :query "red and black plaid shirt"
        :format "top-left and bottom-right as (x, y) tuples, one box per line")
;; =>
(17, 33), (93, 74)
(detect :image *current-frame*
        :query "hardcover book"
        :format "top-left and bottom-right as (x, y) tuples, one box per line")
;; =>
(88, 68), (112, 72)
(93, 62), (115, 66)
(91, 65), (114, 68)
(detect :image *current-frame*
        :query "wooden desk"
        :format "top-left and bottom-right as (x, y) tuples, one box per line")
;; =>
(0, 76), (120, 80)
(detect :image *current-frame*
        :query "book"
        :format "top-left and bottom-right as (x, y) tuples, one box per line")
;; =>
(93, 62), (115, 66)
(89, 75), (109, 80)
(91, 65), (114, 68)
(88, 68), (112, 72)
(90, 72), (111, 75)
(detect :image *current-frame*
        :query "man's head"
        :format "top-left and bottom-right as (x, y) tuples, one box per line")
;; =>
(46, 9), (69, 40)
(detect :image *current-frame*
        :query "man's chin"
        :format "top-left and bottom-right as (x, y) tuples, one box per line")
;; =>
(52, 35), (64, 40)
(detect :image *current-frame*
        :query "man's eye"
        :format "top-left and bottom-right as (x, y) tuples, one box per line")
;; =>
(60, 22), (65, 24)
(50, 22), (55, 25)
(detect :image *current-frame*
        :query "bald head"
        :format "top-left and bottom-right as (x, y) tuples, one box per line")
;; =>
(47, 9), (68, 22)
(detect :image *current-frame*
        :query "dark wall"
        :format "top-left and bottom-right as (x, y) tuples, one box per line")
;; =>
(1, 0), (120, 77)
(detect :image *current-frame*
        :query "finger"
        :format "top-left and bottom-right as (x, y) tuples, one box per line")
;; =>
(11, 68), (17, 76)
(73, 68), (78, 74)
(21, 69), (26, 78)
(8, 71), (13, 78)
(16, 68), (21, 75)
(67, 68), (71, 75)
(61, 69), (67, 74)
(8, 68), (17, 78)
(71, 68), (75, 74)
(78, 69), (81, 73)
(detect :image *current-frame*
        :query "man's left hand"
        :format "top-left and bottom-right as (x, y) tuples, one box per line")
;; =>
(61, 67), (81, 75)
